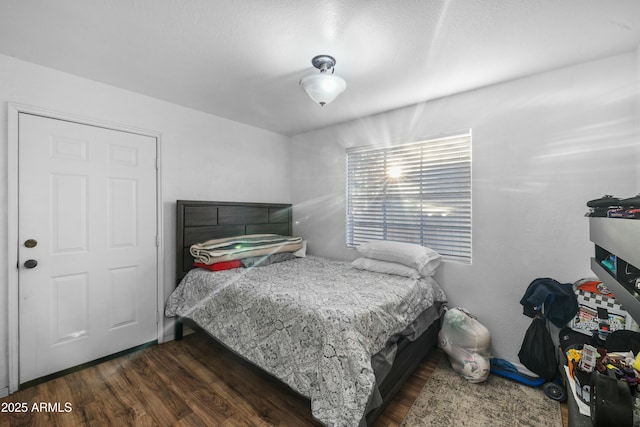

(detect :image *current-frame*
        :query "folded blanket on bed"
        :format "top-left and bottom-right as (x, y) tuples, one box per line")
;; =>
(190, 234), (303, 264)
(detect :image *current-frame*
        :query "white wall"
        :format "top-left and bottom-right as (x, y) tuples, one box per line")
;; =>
(637, 45), (640, 190)
(0, 54), (291, 394)
(291, 52), (640, 367)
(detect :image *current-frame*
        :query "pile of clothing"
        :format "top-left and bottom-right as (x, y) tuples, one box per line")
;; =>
(586, 194), (640, 219)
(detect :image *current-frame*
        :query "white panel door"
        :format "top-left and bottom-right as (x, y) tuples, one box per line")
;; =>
(18, 113), (158, 383)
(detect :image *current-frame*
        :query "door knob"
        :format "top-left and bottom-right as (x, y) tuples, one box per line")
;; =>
(24, 259), (38, 269)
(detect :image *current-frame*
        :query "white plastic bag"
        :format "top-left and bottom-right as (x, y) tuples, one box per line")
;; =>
(438, 307), (491, 383)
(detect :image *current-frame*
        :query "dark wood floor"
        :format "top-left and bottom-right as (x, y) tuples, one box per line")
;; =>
(0, 331), (567, 426)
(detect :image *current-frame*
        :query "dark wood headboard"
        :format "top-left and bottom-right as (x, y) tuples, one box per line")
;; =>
(176, 200), (293, 283)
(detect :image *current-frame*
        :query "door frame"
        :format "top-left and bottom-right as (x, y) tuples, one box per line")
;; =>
(7, 102), (164, 394)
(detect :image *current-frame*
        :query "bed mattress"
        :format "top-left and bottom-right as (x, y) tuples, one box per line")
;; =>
(165, 255), (446, 426)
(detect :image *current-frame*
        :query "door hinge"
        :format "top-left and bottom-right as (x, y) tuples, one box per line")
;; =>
(156, 235), (160, 247)
(156, 158), (160, 170)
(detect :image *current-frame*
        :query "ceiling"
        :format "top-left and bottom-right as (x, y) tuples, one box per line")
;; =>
(0, 0), (639, 136)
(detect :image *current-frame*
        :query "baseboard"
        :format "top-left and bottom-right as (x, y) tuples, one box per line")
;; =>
(164, 326), (194, 343)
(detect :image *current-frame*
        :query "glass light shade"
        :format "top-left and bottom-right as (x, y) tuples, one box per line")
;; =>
(299, 73), (346, 106)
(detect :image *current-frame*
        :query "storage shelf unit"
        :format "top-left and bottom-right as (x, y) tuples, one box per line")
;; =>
(563, 217), (640, 426)
(589, 217), (640, 323)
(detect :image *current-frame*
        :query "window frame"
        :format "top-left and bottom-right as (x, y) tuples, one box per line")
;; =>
(345, 131), (472, 263)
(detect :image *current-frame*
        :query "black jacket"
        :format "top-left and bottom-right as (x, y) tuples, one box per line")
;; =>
(520, 278), (578, 328)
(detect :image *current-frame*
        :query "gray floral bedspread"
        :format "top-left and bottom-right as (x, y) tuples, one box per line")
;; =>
(165, 256), (447, 426)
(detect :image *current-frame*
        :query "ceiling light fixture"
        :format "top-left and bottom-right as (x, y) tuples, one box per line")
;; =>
(299, 55), (346, 107)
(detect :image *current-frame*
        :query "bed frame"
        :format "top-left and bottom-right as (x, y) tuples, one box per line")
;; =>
(174, 200), (441, 425)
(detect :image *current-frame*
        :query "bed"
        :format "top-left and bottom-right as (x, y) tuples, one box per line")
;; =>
(166, 200), (447, 426)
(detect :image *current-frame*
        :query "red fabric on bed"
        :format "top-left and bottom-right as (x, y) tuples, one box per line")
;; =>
(193, 260), (242, 271)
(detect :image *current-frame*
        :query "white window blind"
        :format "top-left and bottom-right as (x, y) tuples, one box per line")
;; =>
(346, 132), (472, 263)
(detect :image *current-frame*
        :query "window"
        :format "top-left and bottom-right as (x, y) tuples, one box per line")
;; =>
(346, 132), (472, 263)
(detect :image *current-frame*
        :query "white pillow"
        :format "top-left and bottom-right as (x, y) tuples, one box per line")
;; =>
(356, 240), (442, 276)
(351, 257), (421, 278)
